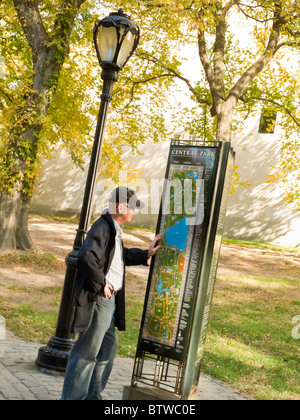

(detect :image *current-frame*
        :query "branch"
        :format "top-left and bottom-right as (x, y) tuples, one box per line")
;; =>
(197, 28), (214, 92)
(0, 86), (13, 103)
(284, 25), (300, 38)
(224, 0), (240, 14)
(132, 74), (175, 85)
(49, 0), (87, 62)
(12, 0), (48, 57)
(73, 0), (86, 7)
(212, 5), (227, 102)
(236, 1), (277, 23)
(115, 74), (176, 110)
(229, 4), (282, 101)
(137, 52), (211, 105)
(12, 0), (87, 109)
(143, 0), (196, 10)
(275, 40), (300, 52)
(244, 96), (300, 128)
(12, 0), (86, 67)
(198, 2), (236, 112)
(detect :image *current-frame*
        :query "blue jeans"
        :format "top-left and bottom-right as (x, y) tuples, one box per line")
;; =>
(61, 295), (118, 400)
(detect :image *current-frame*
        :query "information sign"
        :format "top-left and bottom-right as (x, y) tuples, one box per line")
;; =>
(128, 140), (235, 400)
(140, 143), (220, 361)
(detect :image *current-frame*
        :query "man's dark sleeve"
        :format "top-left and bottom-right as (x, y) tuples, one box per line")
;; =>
(124, 248), (149, 267)
(77, 222), (110, 296)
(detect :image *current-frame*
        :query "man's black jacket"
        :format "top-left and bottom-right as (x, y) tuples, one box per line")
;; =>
(73, 211), (148, 334)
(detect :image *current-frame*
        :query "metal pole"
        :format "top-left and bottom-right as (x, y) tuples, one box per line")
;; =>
(36, 77), (116, 372)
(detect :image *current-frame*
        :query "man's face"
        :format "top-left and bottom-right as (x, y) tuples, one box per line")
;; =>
(117, 203), (136, 224)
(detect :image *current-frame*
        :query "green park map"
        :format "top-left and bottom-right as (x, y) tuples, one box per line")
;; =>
(142, 165), (203, 347)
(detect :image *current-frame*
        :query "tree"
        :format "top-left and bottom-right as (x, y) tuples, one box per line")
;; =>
(1, 1), (300, 252)
(0, 0), (176, 251)
(0, 0), (91, 251)
(111, 0), (300, 204)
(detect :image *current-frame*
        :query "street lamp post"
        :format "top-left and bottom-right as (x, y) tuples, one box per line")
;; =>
(36, 8), (140, 373)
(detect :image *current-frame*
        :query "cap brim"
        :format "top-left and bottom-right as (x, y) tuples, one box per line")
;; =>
(136, 199), (145, 210)
(129, 199), (145, 210)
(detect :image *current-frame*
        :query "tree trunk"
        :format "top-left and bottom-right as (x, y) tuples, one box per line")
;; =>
(0, 188), (34, 252)
(215, 97), (236, 143)
(0, 118), (42, 251)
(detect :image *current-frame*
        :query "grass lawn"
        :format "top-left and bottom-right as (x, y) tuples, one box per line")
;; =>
(204, 274), (300, 400)
(119, 273), (300, 400)
(0, 236), (299, 400)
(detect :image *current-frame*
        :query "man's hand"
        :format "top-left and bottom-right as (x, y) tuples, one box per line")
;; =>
(148, 234), (162, 259)
(104, 283), (114, 299)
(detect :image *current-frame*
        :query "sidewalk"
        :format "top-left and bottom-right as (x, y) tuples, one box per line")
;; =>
(0, 338), (251, 400)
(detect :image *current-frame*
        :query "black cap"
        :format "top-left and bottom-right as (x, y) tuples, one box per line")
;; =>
(108, 187), (145, 210)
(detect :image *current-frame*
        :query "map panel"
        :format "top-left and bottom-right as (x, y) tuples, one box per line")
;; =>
(142, 164), (204, 347)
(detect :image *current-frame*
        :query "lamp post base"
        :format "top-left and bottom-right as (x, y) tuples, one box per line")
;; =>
(36, 249), (78, 373)
(36, 336), (75, 373)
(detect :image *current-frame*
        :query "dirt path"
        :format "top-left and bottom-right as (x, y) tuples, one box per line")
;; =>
(29, 215), (300, 279)
(218, 241), (300, 280)
(0, 215), (299, 312)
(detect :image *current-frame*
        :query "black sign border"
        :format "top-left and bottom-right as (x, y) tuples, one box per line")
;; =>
(136, 140), (223, 361)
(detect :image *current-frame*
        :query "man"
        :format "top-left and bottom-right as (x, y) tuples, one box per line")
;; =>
(61, 187), (161, 400)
